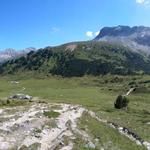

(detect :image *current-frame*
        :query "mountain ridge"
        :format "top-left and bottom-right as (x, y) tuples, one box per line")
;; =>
(0, 47), (36, 63)
(94, 25), (150, 55)
(1, 25), (150, 76)
(1, 41), (150, 76)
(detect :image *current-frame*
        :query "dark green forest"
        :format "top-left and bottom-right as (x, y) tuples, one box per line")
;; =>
(1, 41), (150, 77)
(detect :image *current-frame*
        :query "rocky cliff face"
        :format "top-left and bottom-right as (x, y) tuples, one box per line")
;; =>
(94, 25), (150, 54)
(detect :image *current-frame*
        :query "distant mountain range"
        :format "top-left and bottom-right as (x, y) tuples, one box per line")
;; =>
(94, 25), (150, 55)
(1, 25), (150, 76)
(0, 47), (36, 63)
(1, 41), (150, 76)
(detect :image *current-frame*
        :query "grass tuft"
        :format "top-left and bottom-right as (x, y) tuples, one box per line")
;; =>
(43, 111), (60, 118)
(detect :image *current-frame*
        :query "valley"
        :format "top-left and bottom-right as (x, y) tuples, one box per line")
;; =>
(0, 75), (149, 150)
(1, 0), (150, 149)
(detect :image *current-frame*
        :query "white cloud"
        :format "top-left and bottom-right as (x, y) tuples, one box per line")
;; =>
(86, 31), (93, 37)
(95, 31), (100, 36)
(136, 0), (150, 4)
(136, 0), (145, 4)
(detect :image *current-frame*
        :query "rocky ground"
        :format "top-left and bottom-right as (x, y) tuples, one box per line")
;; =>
(0, 102), (149, 150)
(0, 103), (92, 150)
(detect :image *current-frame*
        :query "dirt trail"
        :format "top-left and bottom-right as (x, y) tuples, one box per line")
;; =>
(0, 103), (149, 150)
(124, 88), (135, 96)
(0, 103), (91, 150)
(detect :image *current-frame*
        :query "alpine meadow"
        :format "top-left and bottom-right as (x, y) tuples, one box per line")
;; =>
(0, 1), (150, 150)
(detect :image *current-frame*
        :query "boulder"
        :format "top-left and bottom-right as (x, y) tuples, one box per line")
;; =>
(9, 93), (32, 100)
(85, 141), (96, 149)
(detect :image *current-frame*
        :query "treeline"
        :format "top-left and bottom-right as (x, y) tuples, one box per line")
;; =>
(0, 41), (150, 77)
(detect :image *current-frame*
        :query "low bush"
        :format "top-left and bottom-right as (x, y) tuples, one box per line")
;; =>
(114, 95), (129, 109)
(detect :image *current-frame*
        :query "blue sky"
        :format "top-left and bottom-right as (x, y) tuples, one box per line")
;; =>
(0, 0), (150, 50)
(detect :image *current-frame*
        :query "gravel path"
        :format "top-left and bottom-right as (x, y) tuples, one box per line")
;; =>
(0, 102), (149, 150)
(0, 103), (90, 150)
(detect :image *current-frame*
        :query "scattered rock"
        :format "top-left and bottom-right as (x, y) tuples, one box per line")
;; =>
(9, 94), (32, 100)
(0, 109), (3, 114)
(65, 44), (77, 52)
(85, 141), (96, 149)
(11, 81), (20, 84)
(88, 111), (150, 150)
(143, 141), (150, 150)
(0, 103), (149, 150)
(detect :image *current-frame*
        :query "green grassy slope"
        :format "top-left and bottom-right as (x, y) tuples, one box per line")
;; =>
(0, 75), (149, 144)
(75, 113), (146, 150)
(1, 41), (150, 76)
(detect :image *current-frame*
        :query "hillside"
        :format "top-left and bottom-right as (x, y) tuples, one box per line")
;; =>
(0, 41), (150, 77)
(0, 75), (150, 150)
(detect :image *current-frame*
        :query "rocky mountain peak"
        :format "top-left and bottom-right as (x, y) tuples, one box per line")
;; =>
(94, 25), (150, 54)
(0, 47), (36, 63)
